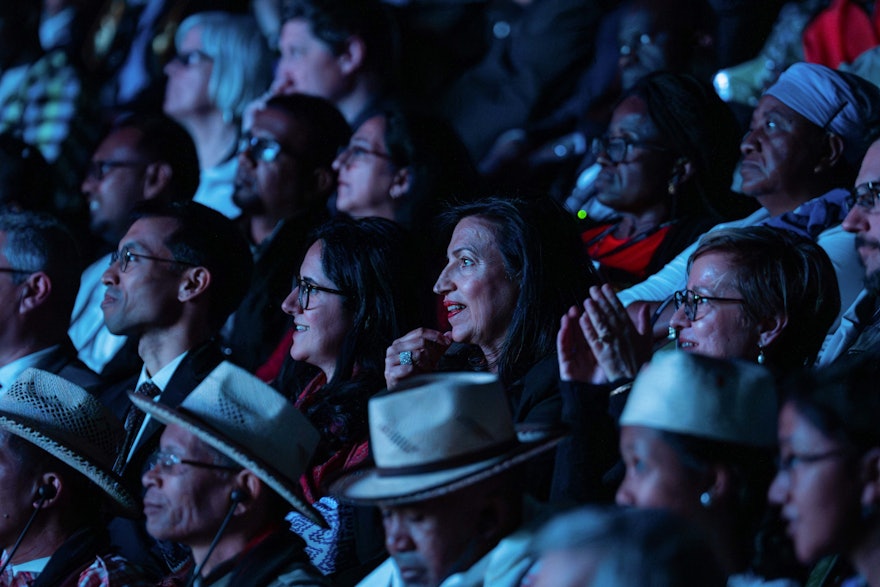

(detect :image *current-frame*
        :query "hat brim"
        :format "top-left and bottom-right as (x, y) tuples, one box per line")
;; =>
(329, 427), (565, 506)
(130, 394), (327, 528)
(0, 413), (137, 516)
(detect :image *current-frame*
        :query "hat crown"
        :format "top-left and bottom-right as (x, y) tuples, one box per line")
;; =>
(369, 372), (515, 471)
(620, 351), (777, 447)
(1, 368), (122, 469)
(176, 362), (319, 484)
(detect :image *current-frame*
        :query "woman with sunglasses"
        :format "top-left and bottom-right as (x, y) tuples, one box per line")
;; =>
(581, 71), (746, 289)
(278, 216), (422, 577)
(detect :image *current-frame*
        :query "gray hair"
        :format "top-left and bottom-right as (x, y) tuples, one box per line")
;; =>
(0, 212), (80, 318)
(533, 507), (726, 587)
(176, 11), (273, 120)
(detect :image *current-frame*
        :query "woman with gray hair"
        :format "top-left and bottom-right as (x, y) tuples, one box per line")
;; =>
(164, 11), (272, 218)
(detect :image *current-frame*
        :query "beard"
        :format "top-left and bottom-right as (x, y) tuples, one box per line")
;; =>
(866, 268), (880, 296)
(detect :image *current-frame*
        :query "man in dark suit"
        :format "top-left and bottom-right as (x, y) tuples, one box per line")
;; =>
(98, 200), (253, 573)
(0, 211), (101, 393)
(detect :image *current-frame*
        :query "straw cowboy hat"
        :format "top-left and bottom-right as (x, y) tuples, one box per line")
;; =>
(620, 351), (777, 447)
(330, 372), (564, 505)
(129, 361), (326, 527)
(0, 368), (137, 514)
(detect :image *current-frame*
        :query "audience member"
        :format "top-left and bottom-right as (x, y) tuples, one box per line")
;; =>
(333, 108), (478, 231)
(99, 200), (252, 573)
(769, 354), (880, 587)
(385, 197), (598, 428)
(0, 368), (151, 585)
(267, 0), (395, 128)
(228, 93), (350, 374)
(579, 71), (743, 288)
(164, 11), (272, 218)
(134, 362), (329, 586)
(0, 212), (101, 393)
(619, 62), (878, 338)
(615, 351), (796, 584)
(821, 137), (880, 363)
(70, 115), (199, 379)
(278, 216), (422, 576)
(331, 372), (563, 587)
(528, 506), (726, 587)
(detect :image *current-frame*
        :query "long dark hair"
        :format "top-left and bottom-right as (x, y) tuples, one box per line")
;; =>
(301, 216), (422, 450)
(439, 197), (598, 385)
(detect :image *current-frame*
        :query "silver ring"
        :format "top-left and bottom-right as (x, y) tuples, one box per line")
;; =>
(399, 351), (413, 366)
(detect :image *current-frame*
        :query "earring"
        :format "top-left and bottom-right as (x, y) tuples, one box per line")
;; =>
(700, 491), (713, 508)
(667, 179), (677, 195)
(757, 344), (765, 365)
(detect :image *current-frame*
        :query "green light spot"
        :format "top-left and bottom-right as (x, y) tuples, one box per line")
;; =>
(577, 210), (587, 220)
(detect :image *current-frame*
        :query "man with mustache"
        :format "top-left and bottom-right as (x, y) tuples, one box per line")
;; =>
(820, 137), (880, 363)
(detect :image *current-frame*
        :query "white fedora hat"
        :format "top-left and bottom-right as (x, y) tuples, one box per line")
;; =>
(330, 372), (564, 505)
(620, 351), (777, 447)
(0, 368), (137, 515)
(129, 361), (325, 527)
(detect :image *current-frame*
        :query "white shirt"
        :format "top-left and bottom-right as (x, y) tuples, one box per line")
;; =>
(125, 351), (187, 463)
(0, 346), (59, 390)
(69, 253), (127, 373)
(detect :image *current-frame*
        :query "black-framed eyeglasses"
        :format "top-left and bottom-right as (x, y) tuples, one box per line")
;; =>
(295, 276), (347, 310)
(673, 289), (745, 321)
(775, 449), (851, 474)
(86, 160), (147, 181)
(171, 50), (213, 67)
(144, 450), (241, 475)
(591, 135), (668, 164)
(110, 246), (197, 273)
(846, 181), (880, 212)
(238, 134), (284, 163)
(336, 144), (394, 166)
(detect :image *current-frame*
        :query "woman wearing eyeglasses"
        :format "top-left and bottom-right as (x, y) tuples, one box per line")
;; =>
(582, 70), (747, 288)
(163, 12), (272, 219)
(552, 226), (840, 502)
(768, 354), (880, 586)
(278, 215), (422, 577)
(332, 107), (479, 231)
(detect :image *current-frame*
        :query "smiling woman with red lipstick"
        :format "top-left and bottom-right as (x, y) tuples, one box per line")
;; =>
(385, 197), (598, 429)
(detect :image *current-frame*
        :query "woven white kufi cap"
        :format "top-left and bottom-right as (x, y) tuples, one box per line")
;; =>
(620, 351), (777, 447)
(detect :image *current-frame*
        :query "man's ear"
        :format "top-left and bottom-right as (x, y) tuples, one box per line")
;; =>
(18, 272), (52, 314)
(143, 162), (173, 200)
(34, 473), (62, 509)
(178, 266), (211, 302)
(232, 470), (263, 515)
(337, 35), (366, 76)
(814, 133), (846, 174)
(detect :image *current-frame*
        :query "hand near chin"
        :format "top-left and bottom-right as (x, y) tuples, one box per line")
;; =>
(580, 284), (652, 382)
(557, 305), (603, 383)
(385, 328), (454, 390)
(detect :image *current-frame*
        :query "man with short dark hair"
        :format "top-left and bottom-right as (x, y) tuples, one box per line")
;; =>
(134, 362), (329, 586)
(0, 211), (100, 392)
(227, 94), (349, 372)
(99, 200), (253, 573)
(70, 115), (199, 379)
